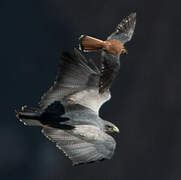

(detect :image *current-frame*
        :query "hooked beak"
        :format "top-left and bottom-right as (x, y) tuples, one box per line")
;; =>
(121, 48), (128, 55)
(113, 125), (120, 133)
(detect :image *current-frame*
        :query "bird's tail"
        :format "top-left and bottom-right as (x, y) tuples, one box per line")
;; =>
(79, 35), (105, 52)
(16, 106), (43, 126)
(16, 101), (73, 129)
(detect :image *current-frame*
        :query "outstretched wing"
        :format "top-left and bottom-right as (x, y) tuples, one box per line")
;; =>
(107, 12), (136, 44)
(99, 13), (136, 93)
(39, 48), (110, 114)
(42, 125), (116, 165)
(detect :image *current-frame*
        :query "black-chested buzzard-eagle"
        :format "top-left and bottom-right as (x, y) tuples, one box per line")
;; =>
(16, 13), (136, 165)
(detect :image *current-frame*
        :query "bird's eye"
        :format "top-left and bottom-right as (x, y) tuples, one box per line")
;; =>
(107, 125), (112, 128)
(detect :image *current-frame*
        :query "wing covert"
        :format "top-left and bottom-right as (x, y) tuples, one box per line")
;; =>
(39, 48), (100, 110)
(39, 48), (111, 114)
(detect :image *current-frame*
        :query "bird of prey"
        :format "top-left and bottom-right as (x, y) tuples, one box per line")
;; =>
(79, 12), (136, 93)
(16, 13), (136, 165)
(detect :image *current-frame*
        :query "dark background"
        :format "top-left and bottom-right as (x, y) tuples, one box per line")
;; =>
(1, 0), (181, 179)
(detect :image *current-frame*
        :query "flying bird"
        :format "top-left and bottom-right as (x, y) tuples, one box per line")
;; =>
(16, 13), (136, 165)
(79, 12), (136, 92)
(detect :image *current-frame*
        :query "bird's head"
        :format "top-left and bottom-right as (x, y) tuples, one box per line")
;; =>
(103, 120), (119, 133)
(103, 40), (127, 56)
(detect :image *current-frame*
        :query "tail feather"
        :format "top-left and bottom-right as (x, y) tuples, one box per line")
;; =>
(16, 106), (42, 126)
(16, 101), (73, 129)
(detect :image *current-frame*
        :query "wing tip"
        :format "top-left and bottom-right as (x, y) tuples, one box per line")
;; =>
(116, 12), (136, 32)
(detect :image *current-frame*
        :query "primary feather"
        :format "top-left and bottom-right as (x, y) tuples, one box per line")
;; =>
(107, 12), (136, 44)
(42, 125), (116, 165)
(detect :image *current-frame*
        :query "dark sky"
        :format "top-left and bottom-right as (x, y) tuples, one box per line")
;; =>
(1, 0), (181, 180)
